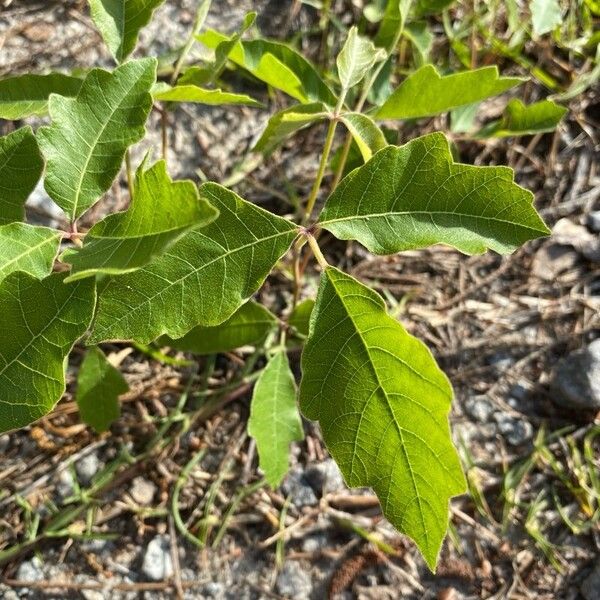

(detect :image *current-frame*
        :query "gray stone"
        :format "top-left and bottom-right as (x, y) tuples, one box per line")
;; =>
(305, 459), (346, 496)
(581, 560), (600, 600)
(532, 243), (579, 281)
(142, 535), (173, 581)
(16, 557), (44, 583)
(0, 434), (9, 452)
(202, 582), (225, 598)
(76, 453), (102, 485)
(281, 466), (318, 508)
(551, 339), (600, 410)
(276, 561), (312, 600)
(494, 413), (533, 446)
(587, 211), (600, 233)
(486, 352), (514, 371)
(464, 396), (495, 422)
(553, 218), (600, 262)
(56, 468), (75, 501)
(510, 381), (530, 402)
(130, 477), (157, 506)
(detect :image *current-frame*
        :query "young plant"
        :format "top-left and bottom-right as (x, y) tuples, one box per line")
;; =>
(0, 0), (555, 569)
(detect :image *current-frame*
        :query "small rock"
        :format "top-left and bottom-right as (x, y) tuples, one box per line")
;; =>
(76, 453), (101, 485)
(82, 590), (105, 600)
(16, 557), (44, 583)
(0, 434), (9, 453)
(56, 468), (75, 501)
(486, 352), (514, 372)
(581, 560), (600, 600)
(553, 218), (600, 262)
(551, 339), (600, 410)
(494, 413), (533, 446)
(587, 211), (600, 233)
(130, 477), (157, 506)
(464, 396), (495, 422)
(276, 561), (312, 600)
(305, 459), (346, 496)
(142, 535), (173, 581)
(510, 381), (530, 403)
(281, 466), (318, 508)
(301, 532), (329, 553)
(532, 244), (578, 281)
(201, 582), (225, 598)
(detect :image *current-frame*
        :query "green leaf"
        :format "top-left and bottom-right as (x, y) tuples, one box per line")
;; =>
(37, 58), (156, 221)
(0, 272), (96, 433)
(319, 133), (550, 255)
(414, 0), (455, 16)
(61, 159), (217, 281)
(337, 26), (386, 91)
(376, 65), (524, 120)
(249, 350), (304, 488)
(198, 30), (336, 104)
(77, 346), (128, 432)
(404, 21), (433, 66)
(374, 0), (413, 50)
(477, 99), (567, 137)
(0, 223), (62, 284)
(253, 102), (329, 155)
(88, 0), (166, 62)
(0, 73), (82, 120)
(152, 82), (262, 107)
(288, 299), (314, 337)
(0, 127), (44, 225)
(340, 113), (387, 161)
(90, 183), (298, 344)
(164, 301), (276, 355)
(531, 0), (562, 37)
(299, 266), (465, 569)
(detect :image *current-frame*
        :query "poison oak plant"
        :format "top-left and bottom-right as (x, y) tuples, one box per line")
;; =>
(0, 0), (557, 569)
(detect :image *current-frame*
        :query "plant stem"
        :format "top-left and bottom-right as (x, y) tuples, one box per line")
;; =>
(306, 233), (328, 270)
(170, 0), (212, 85)
(331, 11), (410, 189)
(304, 94), (346, 223)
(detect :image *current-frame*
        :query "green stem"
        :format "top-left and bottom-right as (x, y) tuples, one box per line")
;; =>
(304, 94), (346, 223)
(306, 233), (328, 270)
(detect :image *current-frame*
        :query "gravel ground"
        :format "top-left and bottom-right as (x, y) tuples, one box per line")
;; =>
(0, 1), (598, 599)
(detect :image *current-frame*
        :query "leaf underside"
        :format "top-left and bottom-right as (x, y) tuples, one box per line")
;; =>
(90, 184), (299, 344)
(61, 159), (218, 281)
(249, 350), (304, 488)
(0, 223), (62, 284)
(152, 83), (262, 107)
(0, 128), (44, 225)
(340, 113), (387, 161)
(77, 346), (128, 433)
(37, 58), (156, 221)
(165, 301), (277, 355)
(376, 64), (524, 119)
(0, 272), (96, 433)
(299, 267), (465, 569)
(0, 73), (82, 120)
(88, 0), (166, 62)
(319, 133), (550, 255)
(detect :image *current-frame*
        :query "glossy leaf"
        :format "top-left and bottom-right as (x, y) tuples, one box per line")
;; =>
(376, 65), (524, 119)
(88, 0), (166, 62)
(0, 73), (82, 120)
(0, 128), (44, 225)
(37, 58), (156, 221)
(337, 26), (386, 90)
(531, 0), (562, 36)
(299, 266), (465, 570)
(199, 30), (336, 104)
(249, 350), (304, 488)
(340, 113), (387, 161)
(0, 223), (62, 283)
(164, 301), (277, 355)
(319, 133), (550, 255)
(0, 272), (96, 433)
(61, 159), (218, 281)
(477, 99), (567, 137)
(288, 299), (314, 337)
(152, 82), (262, 107)
(253, 102), (329, 155)
(90, 183), (299, 344)
(77, 346), (128, 433)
